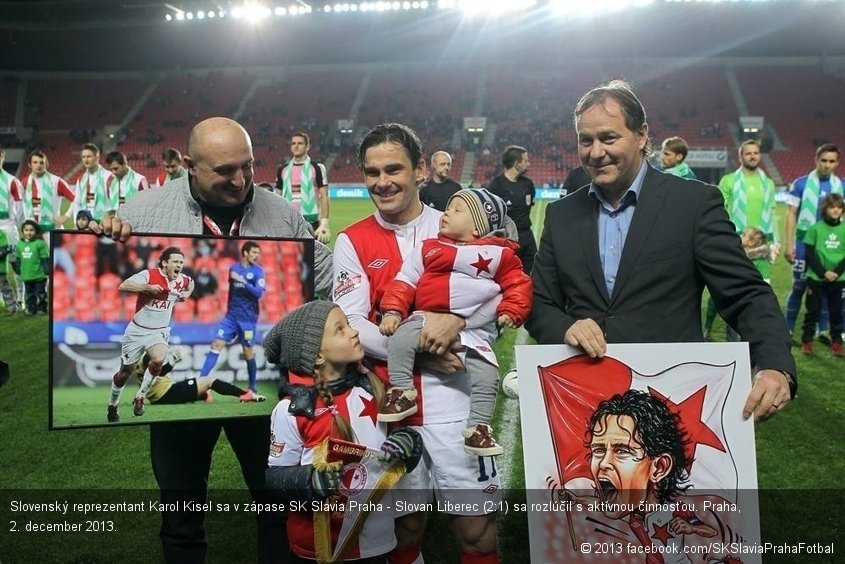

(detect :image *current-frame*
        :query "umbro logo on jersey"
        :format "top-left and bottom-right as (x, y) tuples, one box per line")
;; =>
(368, 259), (389, 269)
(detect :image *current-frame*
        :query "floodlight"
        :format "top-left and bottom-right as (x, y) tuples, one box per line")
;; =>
(165, 13), (173, 21)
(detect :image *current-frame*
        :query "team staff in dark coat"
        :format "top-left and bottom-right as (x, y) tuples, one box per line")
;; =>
(487, 145), (536, 274)
(419, 150), (462, 211)
(526, 80), (796, 422)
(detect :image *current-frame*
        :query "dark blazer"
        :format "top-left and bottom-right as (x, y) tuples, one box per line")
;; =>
(526, 166), (796, 382)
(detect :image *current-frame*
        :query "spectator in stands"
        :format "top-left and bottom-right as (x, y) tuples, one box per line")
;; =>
(19, 150), (75, 233)
(95, 116), (334, 564)
(419, 150), (462, 211)
(153, 148), (187, 188)
(660, 136), (697, 179)
(561, 165), (592, 197)
(526, 79), (795, 422)
(275, 131), (331, 243)
(487, 145), (537, 273)
(74, 143), (114, 223)
(0, 147), (24, 308)
(784, 143), (842, 341)
(705, 140), (779, 340)
(105, 151), (149, 208)
(190, 264), (218, 301)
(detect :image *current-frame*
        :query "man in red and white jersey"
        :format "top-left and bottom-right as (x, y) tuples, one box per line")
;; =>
(19, 150), (75, 232)
(105, 150), (149, 208)
(73, 143), (115, 223)
(0, 147), (24, 309)
(333, 123), (501, 564)
(153, 148), (187, 188)
(106, 246), (194, 422)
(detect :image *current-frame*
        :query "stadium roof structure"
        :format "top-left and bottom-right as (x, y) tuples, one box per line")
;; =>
(2, 0), (845, 71)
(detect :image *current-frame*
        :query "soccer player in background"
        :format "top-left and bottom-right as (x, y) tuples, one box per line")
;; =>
(105, 150), (149, 208)
(73, 143), (114, 223)
(198, 240), (266, 401)
(133, 349), (263, 406)
(106, 246), (194, 422)
(0, 148), (24, 310)
(19, 150), (75, 233)
(153, 148), (187, 188)
(275, 131), (331, 242)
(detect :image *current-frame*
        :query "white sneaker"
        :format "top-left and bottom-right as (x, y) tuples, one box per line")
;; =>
(166, 347), (183, 366)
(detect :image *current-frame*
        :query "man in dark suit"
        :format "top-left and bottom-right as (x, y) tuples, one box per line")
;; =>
(526, 80), (796, 422)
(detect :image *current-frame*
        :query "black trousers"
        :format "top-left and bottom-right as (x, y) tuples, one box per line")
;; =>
(24, 279), (47, 314)
(516, 228), (537, 275)
(150, 417), (288, 563)
(803, 279), (845, 344)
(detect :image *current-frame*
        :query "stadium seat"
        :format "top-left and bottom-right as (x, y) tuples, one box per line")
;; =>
(196, 297), (219, 323)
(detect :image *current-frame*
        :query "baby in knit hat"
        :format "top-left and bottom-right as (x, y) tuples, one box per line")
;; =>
(263, 300), (423, 561)
(378, 188), (533, 456)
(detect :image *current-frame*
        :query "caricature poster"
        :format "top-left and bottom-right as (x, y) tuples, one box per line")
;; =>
(517, 343), (761, 564)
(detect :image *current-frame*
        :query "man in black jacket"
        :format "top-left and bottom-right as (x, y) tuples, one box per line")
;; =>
(526, 80), (796, 422)
(487, 145), (536, 273)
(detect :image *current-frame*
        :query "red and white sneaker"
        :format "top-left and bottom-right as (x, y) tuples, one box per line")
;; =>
(239, 389), (266, 403)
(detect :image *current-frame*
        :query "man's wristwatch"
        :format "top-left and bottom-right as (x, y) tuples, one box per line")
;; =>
(780, 370), (797, 398)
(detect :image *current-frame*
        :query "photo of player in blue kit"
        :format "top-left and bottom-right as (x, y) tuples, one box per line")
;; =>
(198, 240), (266, 402)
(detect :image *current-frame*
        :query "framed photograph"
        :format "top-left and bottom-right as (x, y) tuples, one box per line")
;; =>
(517, 343), (762, 564)
(49, 230), (314, 429)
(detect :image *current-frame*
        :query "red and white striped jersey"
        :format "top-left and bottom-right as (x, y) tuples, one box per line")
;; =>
(18, 172), (75, 226)
(107, 168), (149, 206)
(268, 385), (394, 560)
(380, 235), (532, 365)
(333, 206), (499, 425)
(126, 268), (192, 329)
(153, 169), (186, 189)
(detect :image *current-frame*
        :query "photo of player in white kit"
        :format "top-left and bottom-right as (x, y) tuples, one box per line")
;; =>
(106, 246), (193, 422)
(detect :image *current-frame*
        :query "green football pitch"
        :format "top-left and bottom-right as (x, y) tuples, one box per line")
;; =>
(50, 381), (278, 429)
(0, 200), (841, 563)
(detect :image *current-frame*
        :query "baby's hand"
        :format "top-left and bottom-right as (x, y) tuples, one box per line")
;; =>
(379, 313), (401, 336)
(498, 314), (517, 328)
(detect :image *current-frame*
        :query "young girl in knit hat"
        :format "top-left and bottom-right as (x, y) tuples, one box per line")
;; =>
(264, 300), (422, 562)
(378, 187), (533, 456)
